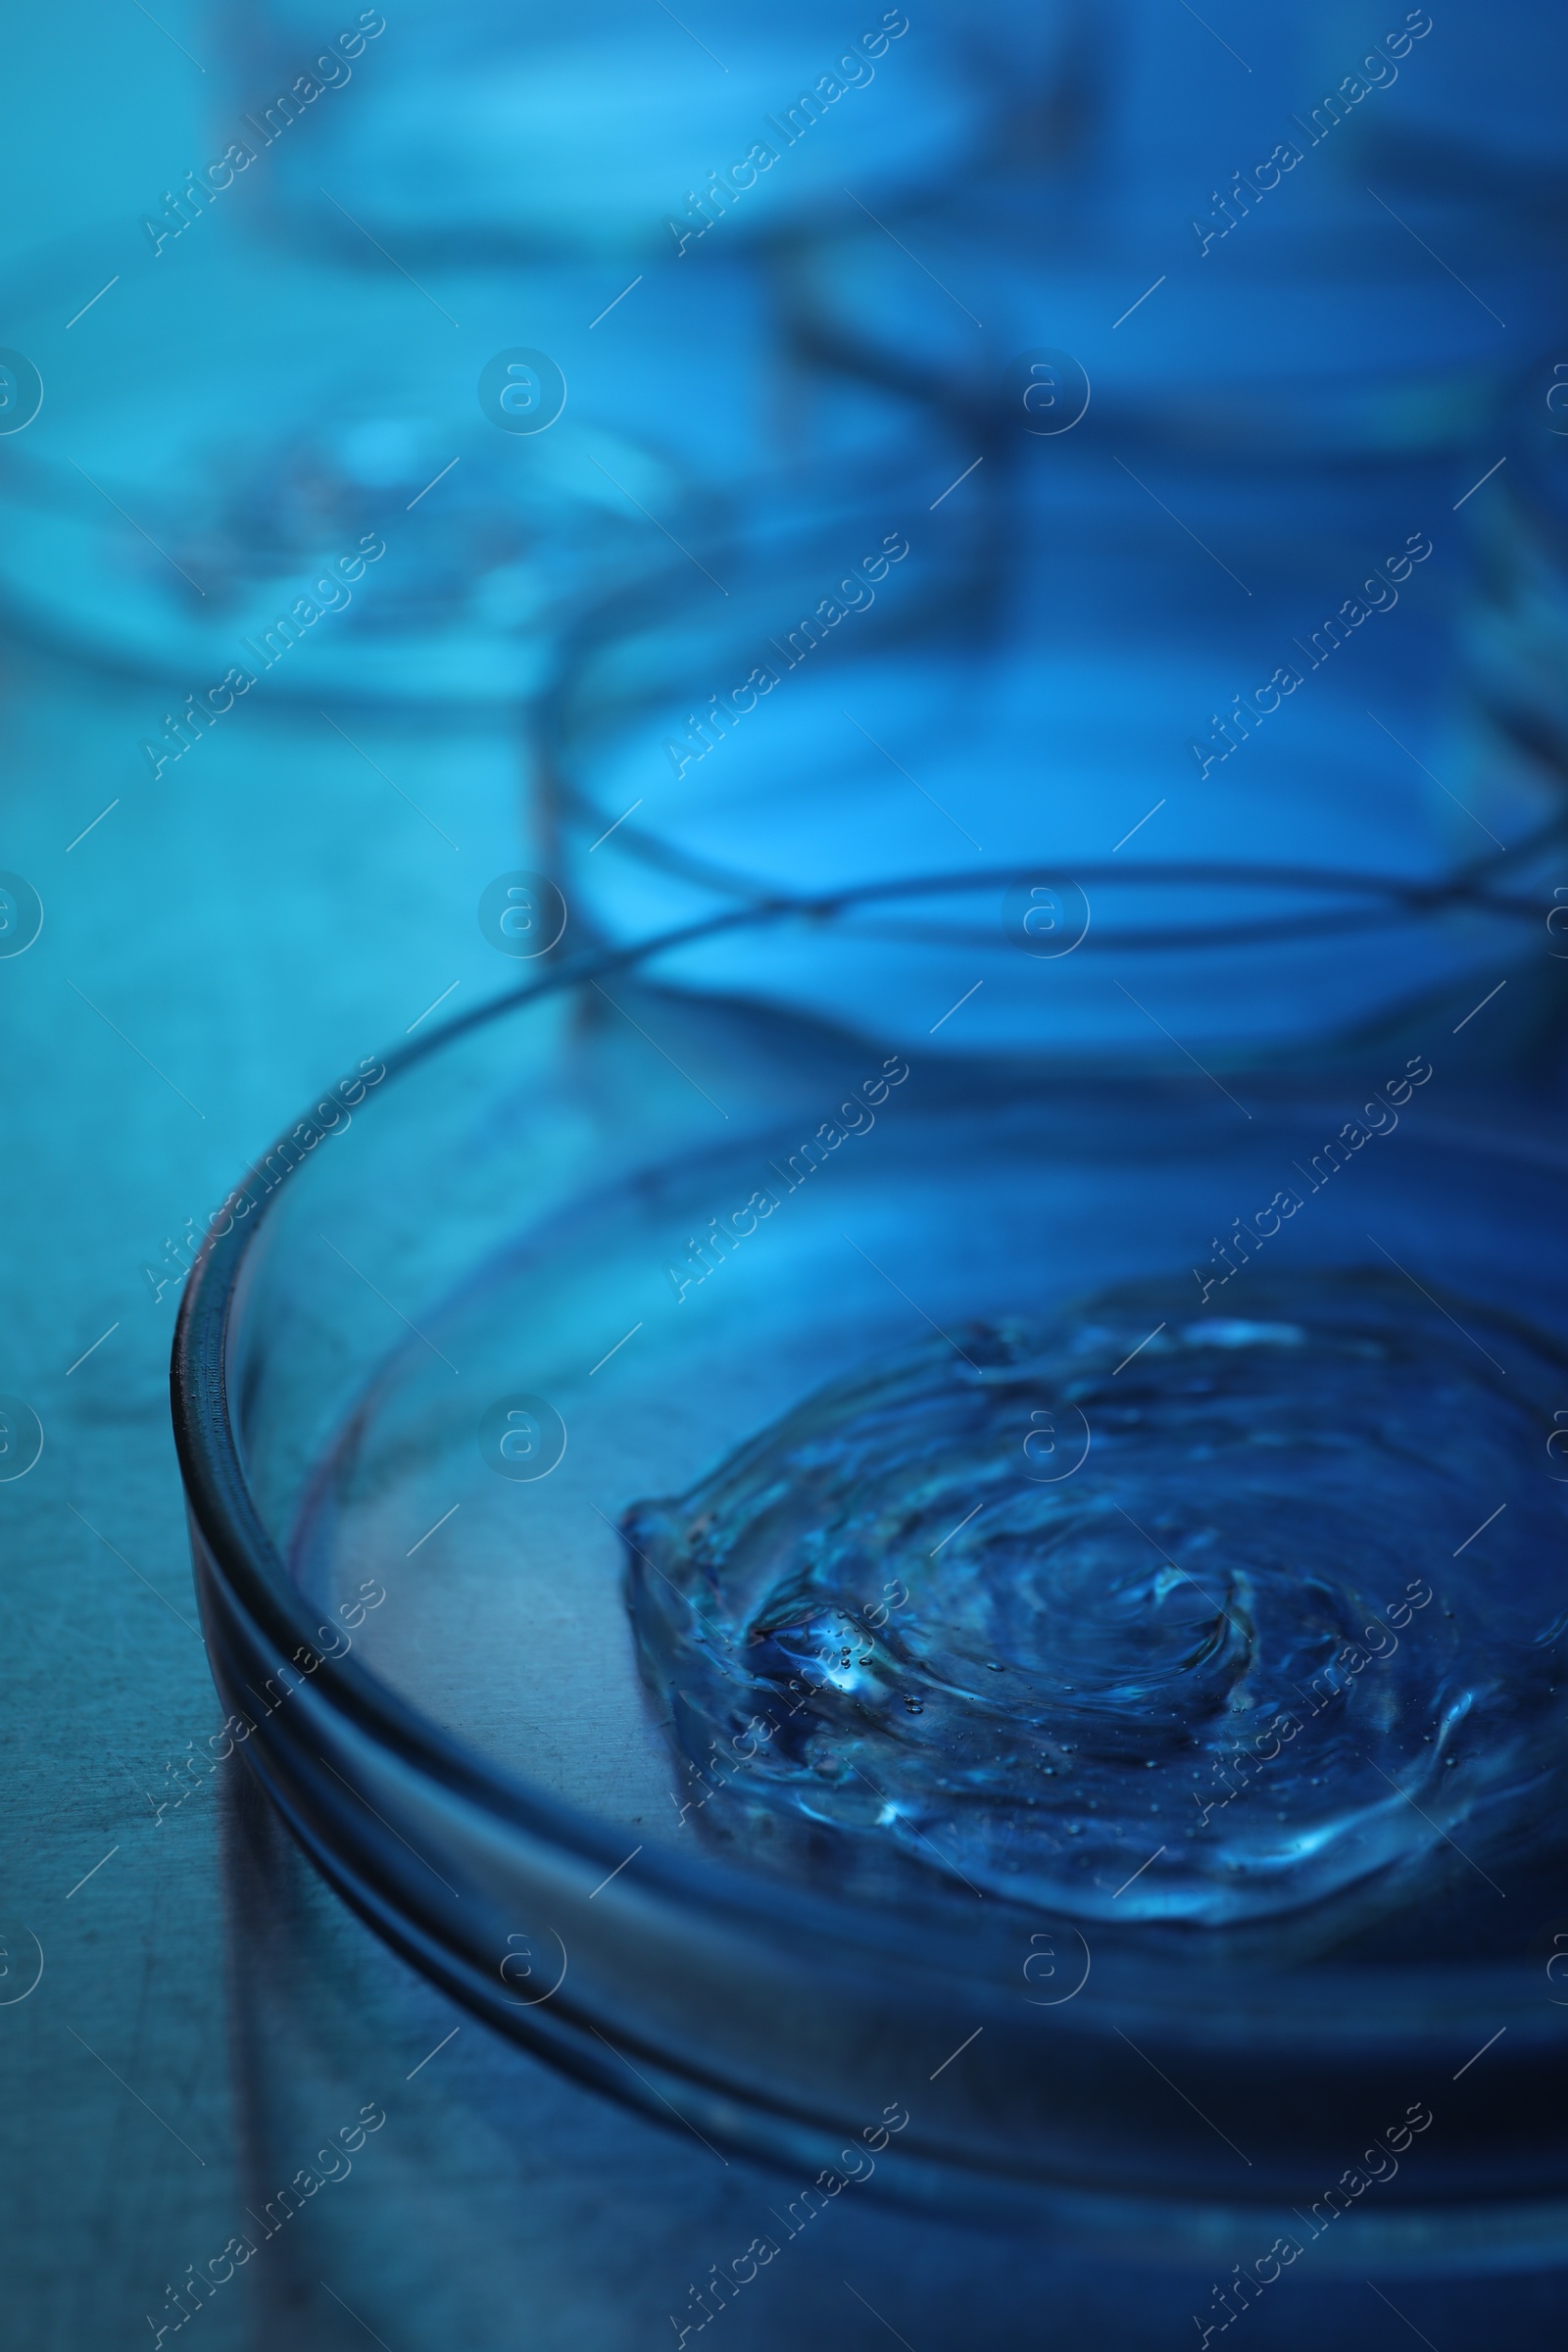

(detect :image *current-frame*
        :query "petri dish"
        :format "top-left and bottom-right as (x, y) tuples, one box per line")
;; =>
(173, 877), (1568, 2264)
(225, 0), (1080, 260)
(545, 478), (1567, 1048)
(0, 225), (955, 703)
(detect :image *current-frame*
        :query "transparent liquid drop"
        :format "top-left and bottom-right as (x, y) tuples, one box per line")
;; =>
(625, 1272), (1568, 1925)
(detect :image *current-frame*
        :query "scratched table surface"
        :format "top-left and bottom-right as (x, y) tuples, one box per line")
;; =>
(1, 10), (1564, 2349)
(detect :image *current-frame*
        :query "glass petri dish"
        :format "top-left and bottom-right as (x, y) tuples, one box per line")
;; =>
(544, 474), (1567, 1049)
(785, 193), (1557, 460)
(224, 0), (1079, 261)
(173, 879), (1568, 2265)
(777, 0), (1568, 458)
(0, 241), (680, 704)
(0, 224), (954, 704)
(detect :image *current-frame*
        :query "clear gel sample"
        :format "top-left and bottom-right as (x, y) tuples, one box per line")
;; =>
(626, 1272), (1568, 1925)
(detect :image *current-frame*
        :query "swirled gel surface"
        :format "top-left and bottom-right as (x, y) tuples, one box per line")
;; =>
(625, 1274), (1568, 1924)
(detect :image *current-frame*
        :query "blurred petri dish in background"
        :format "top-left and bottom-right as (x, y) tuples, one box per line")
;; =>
(785, 196), (1555, 459)
(224, 0), (1082, 260)
(0, 228), (958, 704)
(544, 470), (1564, 1052)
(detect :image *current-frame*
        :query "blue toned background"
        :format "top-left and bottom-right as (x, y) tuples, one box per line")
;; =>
(2, 4), (1566, 2346)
